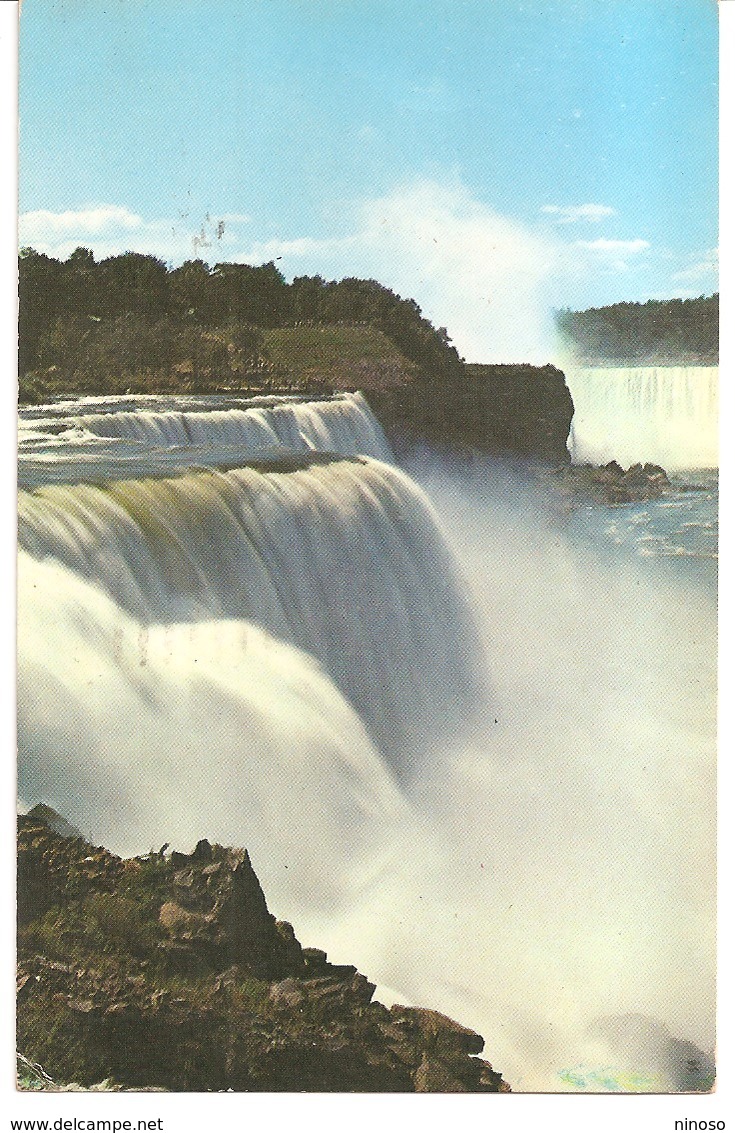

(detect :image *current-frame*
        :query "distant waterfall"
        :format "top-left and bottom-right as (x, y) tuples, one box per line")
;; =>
(565, 366), (718, 469)
(18, 455), (485, 768)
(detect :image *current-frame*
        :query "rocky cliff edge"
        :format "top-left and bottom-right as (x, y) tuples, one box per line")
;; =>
(17, 808), (510, 1094)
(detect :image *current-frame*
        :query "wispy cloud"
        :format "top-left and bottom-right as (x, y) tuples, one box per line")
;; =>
(18, 205), (247, 262)
(553, 234), (654, 289)
(574, 238), (649, 254)
(541, 203), (617, 224)
(20, 205), (143, 237)
(672, 247), (718, 285)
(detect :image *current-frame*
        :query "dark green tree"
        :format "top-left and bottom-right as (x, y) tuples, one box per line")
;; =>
(96, 252), (169, 320)
(168, 259), (214, 321)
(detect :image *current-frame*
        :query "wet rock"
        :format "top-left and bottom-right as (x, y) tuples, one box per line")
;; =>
(390, 1006), (485, 1056)
(543, 459), (671, 507)
(17, 814), (123, 927)
(302, 947), (328, 970)
(269, 978), (305, 1010)
(191, 839), (213, 862)
(158, 901), (204, 932)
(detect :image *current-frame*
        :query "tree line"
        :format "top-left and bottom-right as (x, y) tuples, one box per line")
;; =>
(555, 295), (719, 365)
(18, 247), (463, 393)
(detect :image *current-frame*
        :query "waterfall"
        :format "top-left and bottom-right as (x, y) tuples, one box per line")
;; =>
(18, 390), (393, 469)
(16, 389), (716, 1090)
(18, 432), (485, 772)
(73, 390), (392, 458)
(17, 550), (409, 905)
(564, 366), (718, 469)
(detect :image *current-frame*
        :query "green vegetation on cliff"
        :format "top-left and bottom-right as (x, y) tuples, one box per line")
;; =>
(555, 294), (718, 365)
(18, 245), (575, 464)
(18, 248), (459, 400)
(262, 325), (420, 389)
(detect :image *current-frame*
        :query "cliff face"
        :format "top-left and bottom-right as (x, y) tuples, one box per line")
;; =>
(367, 363), (574, 466)
(17, 810), (510, 1094)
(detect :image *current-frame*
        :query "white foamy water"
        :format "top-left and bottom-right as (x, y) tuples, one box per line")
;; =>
(565, 366), (718, 469)
(17, 390), (393, 488)
(18, 457), (483, 766)
(17, 551), (409, 912)
(16, 391), (717, 1092)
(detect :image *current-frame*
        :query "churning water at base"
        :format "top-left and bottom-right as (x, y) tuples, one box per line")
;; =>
(16, 391), (717, 1092)
(565, 366), (718, 469)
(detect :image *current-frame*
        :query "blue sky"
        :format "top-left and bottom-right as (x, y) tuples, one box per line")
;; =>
(18, 0), (718, 362)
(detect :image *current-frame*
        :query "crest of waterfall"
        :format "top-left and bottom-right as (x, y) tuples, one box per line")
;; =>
(18, 390), (393, 478)
(564, 366), (718, 469)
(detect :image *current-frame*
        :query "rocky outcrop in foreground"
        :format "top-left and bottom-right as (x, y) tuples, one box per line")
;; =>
(17, 809), (510, 1093)
(542, 460), (672, 505)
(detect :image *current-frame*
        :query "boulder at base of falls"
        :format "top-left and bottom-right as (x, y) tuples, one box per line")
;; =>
(543, 460), (671, 506)
(16, 810), (510, 1094)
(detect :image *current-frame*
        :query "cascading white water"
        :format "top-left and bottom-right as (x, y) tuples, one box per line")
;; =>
(565, 366), (718, 469)
(73, 390), (393, 458)
(16, 390), (716, 1092)
(18, 457), (484, 766)
(17, 551), (410, 910)
(18, 390), (393, 469)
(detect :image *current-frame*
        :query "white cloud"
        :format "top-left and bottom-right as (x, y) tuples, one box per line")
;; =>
(20, 205), (143, 239)
(541, 203), (617, 224)
(574, 238), (649, 254)
(240, 180), (557, 363)
(545, 237), (649, 285)
(18, 205), (249, 263)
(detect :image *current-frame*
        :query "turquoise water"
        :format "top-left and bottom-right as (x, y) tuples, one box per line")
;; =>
(568, 471), (718, 587)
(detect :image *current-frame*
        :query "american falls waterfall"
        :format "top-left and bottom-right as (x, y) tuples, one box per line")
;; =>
(18, 458), (483, 766)
(17, 389), (716, 1092)
(565, 365), (718, 469)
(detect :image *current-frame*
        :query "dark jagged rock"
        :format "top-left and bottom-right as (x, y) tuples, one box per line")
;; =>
(543, 460), (671, 506)
(17, 809), (125, 928)
(367, 363), (574, 466)
(17, 811), (510, 1094)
